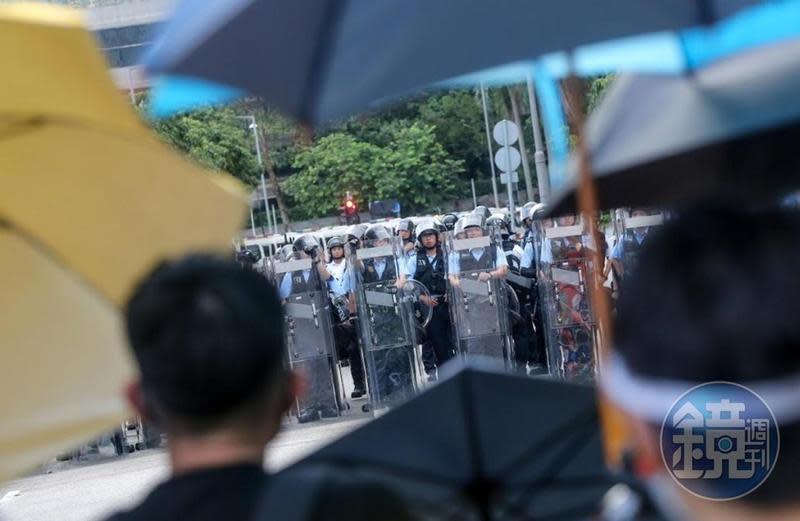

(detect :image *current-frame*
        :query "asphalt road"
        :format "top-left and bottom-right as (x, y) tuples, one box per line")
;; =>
(0, 418), (367, 521)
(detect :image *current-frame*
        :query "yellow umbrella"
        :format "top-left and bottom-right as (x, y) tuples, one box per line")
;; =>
(0, 3), (247, 480)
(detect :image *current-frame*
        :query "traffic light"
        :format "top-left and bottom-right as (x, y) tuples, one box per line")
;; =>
(343, 192), (358, 216)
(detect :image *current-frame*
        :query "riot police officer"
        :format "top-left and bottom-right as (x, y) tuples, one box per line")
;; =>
(406, 218), (454, 379)
(448, 213), (508, 281)
(352, 224), (418, 411)
(276, 235), (342, 423)
(326, 236), (366, 399)
(396, 218), (416, 253)
(486, 214), (539, 372)
(446, 214), (514, 365)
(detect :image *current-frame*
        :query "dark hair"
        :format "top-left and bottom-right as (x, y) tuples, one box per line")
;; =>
(126, 255), (287, 432)
(615, 204), (800, 506)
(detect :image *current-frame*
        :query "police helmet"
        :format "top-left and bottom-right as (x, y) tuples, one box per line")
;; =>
(346, 224), (368, 242)
(293, 234), (320, 254)
(327, 235), (346, 251)
(416, 218), (439, 237)
(441, 213), (459, 231)
(454, 217), (467, 237)
(279, 244), (295, 261)
(529, 203), (547, 221)
(236, 248), (258, 265)
(462, 212), (484, 231)
(396, 218), (415, 235)
(486, 214), (510, 238)
(472, 205), (492, 222)
(364, 224), (392, 242)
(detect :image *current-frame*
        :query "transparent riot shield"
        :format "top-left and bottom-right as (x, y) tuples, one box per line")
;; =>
(446, 231), (513, 367)
(352, 236), (426, 412)
(535, 216), (600, 381)
(612, 208), (664, 286)
(271, 252), (344, 423)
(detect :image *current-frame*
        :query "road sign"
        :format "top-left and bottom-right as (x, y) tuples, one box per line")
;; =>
(500, 171), (519, 184)
(493, 119), (519, 146)
(494, 146), (521, 173)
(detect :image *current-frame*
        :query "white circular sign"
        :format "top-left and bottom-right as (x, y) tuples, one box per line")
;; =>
(492, 119), (519, 146)
(494, 146), (521, 172)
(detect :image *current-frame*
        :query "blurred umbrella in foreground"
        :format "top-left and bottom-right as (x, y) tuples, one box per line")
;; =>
(548, 38), (800, 216)
(276, 365), (618, 520)
(143, 0), (758, 124)
(0, 3), (246, 480)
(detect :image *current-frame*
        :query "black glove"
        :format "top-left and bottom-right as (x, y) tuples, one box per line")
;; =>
(307, 247), (319, 260)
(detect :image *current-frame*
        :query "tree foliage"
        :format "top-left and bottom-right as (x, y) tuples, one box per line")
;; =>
(147, 105), (262, 186)
(284, 122), (463, 219)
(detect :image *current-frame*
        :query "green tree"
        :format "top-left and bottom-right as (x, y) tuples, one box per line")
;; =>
(285, 133), (384, 219)
(415, 90), (485, 180)
(285, 122), (463, 219)
(378, 122), (463, 214)
(147, 105), (261, 186)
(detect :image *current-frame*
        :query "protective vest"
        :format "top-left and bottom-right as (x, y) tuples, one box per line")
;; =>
(414, 247), (446, 295)
(362, 257), (397, 283)
(289, 269), (317, 295)
(457, 246), (495, 272)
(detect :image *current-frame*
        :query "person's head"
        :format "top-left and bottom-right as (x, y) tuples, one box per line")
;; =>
(557, 214), (576, 227)
(472, 205), (491, 223)
(365, 224), (392, 248)
(461, 213), (485, 239)
(396, 219), (414, 242)
(327, 236), (346, 261)
(486, 214), (510, 240)
(124, 255), (296, 445)
(609, 205), (800, 515)
(442, 213), (459, 232)
(293, 234), (320, 260)
(416, 219), (439, 250)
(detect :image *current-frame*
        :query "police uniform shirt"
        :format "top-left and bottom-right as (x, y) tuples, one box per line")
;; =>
(519, 242), (532, 269)
(326, 260), (351, 297)
(279, 269), (311, 300)
(447, 246), (508, 274)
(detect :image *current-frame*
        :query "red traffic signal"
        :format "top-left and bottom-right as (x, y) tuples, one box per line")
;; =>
(343, 193), (358, 215)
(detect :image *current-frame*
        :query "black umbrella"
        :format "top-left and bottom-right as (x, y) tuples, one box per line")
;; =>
(276, 365), (618, 521)
(548, 38), (800, 217)
(145, 0), (758, 125)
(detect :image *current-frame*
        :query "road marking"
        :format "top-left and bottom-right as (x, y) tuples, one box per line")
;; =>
(0, 490), (20, 504)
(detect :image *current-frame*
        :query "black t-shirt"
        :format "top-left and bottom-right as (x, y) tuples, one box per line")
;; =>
(104, 464), (267, 521)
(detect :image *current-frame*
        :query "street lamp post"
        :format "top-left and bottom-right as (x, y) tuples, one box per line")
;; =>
(238, 115), (274, 235)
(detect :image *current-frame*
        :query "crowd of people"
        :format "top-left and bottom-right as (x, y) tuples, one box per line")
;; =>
(234, 202), (666, 422)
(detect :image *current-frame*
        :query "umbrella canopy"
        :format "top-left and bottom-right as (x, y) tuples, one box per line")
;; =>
(280, 365), (616, 520)
(0, 4), (246, 480)
(145, 0), (758, 125)
(547, 38), (800, 216)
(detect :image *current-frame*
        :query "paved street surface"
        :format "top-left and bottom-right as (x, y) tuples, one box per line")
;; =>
(0, 418), (367, 521)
